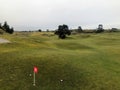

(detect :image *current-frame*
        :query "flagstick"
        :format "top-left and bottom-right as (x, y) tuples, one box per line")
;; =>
(33, 72), (36, 86)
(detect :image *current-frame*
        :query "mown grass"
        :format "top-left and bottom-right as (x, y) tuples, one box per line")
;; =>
(0, 32), (120, 90)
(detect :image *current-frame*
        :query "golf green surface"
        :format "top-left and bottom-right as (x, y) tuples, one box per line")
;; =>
(0, 32), (120, 90)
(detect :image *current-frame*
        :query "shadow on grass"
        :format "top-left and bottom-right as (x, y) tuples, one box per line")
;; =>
(65, 36), (75, 40)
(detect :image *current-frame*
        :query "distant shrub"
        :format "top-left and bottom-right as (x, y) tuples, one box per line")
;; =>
(110, 28), (118, 32)
(38, 29), (42, 32)
(9, 27), (14, 34)
(78, 26), (83, 33)
(46, 29), (49, 32)
(96, 24), (104, 33)
(55, 24), (71, 39)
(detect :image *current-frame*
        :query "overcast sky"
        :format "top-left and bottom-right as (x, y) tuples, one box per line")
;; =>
(0, 0), (120, 31)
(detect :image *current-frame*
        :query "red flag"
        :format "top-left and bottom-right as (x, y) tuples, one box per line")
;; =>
(34, 66), (38, 73)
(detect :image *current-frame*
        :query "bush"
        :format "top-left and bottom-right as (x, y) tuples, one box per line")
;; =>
(55, 24), (71, 39)
(2, 21), (14, 34)
(96, 24), (104, 33)
(78, 26), (83, 33)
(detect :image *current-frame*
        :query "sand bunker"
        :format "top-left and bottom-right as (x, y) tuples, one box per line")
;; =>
(0, 38), (10, 43)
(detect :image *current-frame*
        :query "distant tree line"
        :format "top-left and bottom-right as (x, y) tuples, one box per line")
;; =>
(0, 21), (14, 34)
(77, 24), (104, 33)
(54, 24), (105, 39)
(72, 24), (105, 33)
(54, 24), (120, 39)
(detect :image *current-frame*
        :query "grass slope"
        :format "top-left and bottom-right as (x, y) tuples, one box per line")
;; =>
(0, 32), (120, 90)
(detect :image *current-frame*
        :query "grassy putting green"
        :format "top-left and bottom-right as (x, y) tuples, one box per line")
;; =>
(0, 32), (120, 90)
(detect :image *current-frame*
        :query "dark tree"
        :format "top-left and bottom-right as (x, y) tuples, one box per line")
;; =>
(9, 27), (14, 34)
(55, 24), (71, 39)
(78, 26), (83, 33)
(96, 24), (104, 33)
(2, 21), (14, 34)
(46, 29), (49, 32)
(38, 29), (42, 32)
(0, 23), (2, 29)
(2, 21), (10, 32)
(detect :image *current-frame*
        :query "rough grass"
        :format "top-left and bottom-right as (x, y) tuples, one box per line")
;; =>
(0, 32), (120, 90)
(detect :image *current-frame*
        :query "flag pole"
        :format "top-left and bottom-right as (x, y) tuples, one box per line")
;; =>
(33, 66), (38, 86)
(33, 72), (36, 86)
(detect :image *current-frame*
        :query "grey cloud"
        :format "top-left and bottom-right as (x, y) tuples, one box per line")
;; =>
(0, 0), (120, 30)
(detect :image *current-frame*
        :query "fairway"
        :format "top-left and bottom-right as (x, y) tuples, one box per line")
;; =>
(0, 32), (120, 90)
